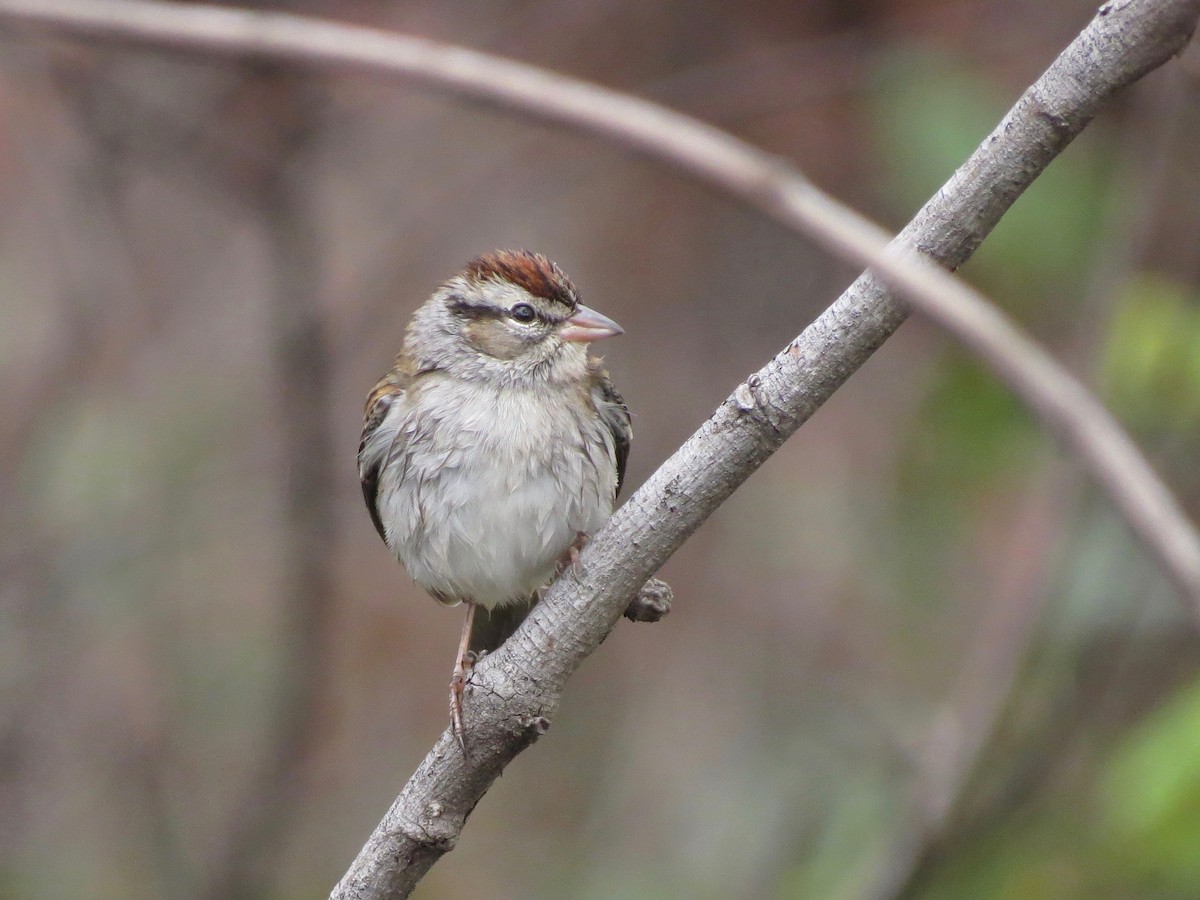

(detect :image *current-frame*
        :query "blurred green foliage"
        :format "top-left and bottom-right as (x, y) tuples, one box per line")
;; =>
(901, 351), (1040, 498)
(915, 676), (1200, 899)
(865, 45), (1200, 900)
(777, 770), (898, 899)
(1103, 674), (1200, 893)
(1102, 274), (1200, 433)
(889, 348), (1040, 615)
(871, 49), (1115, 308)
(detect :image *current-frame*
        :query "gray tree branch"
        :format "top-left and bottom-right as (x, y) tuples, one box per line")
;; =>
(3, 1), (1198, 897)
(3, 0), (1199, 608)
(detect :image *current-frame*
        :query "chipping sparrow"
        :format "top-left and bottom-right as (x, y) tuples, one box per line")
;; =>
(358, 249), (630, 749)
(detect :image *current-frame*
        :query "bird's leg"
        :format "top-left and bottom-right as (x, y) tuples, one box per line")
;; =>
(450, 601), (477, 755)
(555, 531), (590, 579)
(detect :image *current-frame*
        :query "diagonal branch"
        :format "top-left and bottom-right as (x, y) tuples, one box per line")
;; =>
(2, 0), (1198, 611)
(4, 0), (1198, 896)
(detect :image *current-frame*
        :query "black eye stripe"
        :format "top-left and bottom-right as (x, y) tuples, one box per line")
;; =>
(446, 297), (503, 320)
(446, 295), (563, 326)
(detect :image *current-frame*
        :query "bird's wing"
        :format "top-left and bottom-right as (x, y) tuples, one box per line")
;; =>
(591, 366), (632, 498)
(357, 365), (413, 544)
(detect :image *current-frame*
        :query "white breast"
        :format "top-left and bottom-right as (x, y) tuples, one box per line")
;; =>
(372, 377), (617, 609)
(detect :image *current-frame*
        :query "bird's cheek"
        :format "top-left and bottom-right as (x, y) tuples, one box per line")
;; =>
(464, 320), (527, 360)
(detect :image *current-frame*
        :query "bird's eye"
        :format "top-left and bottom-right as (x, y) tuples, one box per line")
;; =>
(510, 303), (537, 323)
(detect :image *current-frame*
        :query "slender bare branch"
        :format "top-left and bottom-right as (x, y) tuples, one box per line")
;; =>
(2, 0), (1198, 610)
(4, 1), (1199, 896)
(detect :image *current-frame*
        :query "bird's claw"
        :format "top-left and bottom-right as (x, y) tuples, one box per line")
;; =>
(556, 531), (590, 580)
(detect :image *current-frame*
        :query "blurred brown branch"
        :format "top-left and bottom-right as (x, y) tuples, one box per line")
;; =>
(2, 0), (1198, 897)
(2, 0), (1199, 611)
(194, 70), (336, 900)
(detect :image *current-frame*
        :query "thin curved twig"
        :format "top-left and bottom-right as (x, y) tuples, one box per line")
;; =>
(2, 0), (1198, 614)
(3, 1), (1198, 897)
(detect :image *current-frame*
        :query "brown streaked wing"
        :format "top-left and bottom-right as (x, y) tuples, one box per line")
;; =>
(592, 366), (631, 498)
(358, 369), (411, 543)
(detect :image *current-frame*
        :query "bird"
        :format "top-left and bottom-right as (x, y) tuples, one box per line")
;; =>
(358, 249), (630, 750)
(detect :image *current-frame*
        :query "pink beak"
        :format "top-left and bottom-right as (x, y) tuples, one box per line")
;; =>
(559, 304), (624, 343)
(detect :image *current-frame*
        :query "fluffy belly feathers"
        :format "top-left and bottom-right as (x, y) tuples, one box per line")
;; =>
(374, 380), (616, 609)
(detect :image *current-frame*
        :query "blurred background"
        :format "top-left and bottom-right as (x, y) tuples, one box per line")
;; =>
(2, 1), (1200, 897)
